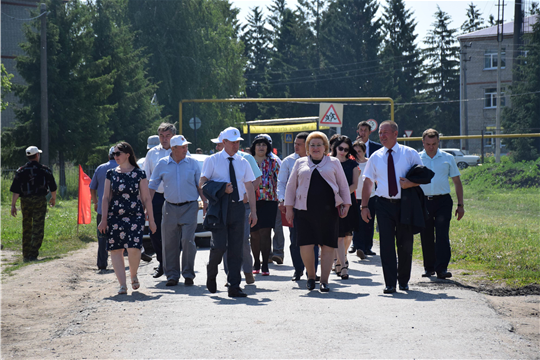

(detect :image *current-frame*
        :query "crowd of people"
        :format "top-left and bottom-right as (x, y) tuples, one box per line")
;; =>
(10, 120), (465, 297)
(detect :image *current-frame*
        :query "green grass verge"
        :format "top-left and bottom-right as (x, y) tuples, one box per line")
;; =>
(1, 199), (96, 274)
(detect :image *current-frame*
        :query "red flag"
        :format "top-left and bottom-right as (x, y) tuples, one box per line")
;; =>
(78, 165), (92, 225)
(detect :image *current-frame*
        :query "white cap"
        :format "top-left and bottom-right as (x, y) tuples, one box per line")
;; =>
(26, 146), (42, 156)
(147, 135), (160, 149)
(211, 131), (223, 144)
(220, 127), (243, 142)
(170, 135), (192, 147)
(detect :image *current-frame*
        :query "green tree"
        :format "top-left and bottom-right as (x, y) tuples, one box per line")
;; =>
(127, 0), (246, 151)
(502, 20), (540, 161)
(2, 0), (114, 170)
(1, 63), (14, 111)
(461, 2), (486, 34)
(241, 6), (271, 121)
(90, 0), (164, 161)
(380, 0), (426, 135)
(422, 6), (460, 135)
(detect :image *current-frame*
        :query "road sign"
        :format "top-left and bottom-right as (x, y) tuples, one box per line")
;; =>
(284, 133), (293, 143)
(405, 130), (413, 138)
(367, 119), (378, 133)
(189, 117), (201, 130)
(319, 103), (343, 127)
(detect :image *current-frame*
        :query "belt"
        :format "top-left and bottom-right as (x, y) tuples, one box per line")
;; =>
(378, 197), (400, 204)
(166, 200), (195, 206)
(425, 194), (449, 200)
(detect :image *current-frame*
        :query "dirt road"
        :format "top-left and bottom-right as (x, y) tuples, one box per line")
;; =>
(1, 233), (539, 359)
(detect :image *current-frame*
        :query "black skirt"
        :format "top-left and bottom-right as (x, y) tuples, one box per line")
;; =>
(296, 169), (339, 248)
(250, 200), (278, 232)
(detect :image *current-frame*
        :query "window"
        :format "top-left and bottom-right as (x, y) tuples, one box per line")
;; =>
(484, 49), (506, 69)
(484, 131), (493, 147)
(485, 88), (506, 108)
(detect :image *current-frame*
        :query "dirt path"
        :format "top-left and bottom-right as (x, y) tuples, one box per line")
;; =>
(1, 240), (539, 359)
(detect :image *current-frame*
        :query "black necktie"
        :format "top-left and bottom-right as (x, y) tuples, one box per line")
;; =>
(228, 157), (240, 201)
(388, 149), (398, 197)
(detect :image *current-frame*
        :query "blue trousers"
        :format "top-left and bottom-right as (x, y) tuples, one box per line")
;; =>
(96, 213), (109, 269)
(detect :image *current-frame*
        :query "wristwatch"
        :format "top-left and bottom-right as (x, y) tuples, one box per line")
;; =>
(457, 204), (464, 207)
(361, 205), (368, 210)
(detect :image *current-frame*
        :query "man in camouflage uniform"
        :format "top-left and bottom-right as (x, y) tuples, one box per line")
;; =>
(10, 146), (57, 261)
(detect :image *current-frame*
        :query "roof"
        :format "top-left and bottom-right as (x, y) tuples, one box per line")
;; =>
(458, 14), (538, 40)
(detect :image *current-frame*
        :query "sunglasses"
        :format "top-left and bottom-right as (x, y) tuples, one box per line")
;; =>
(337, 146), (349, 152)
(112, 151), (124, 157)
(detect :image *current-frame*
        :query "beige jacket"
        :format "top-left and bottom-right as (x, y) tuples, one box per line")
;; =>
(284, 155), (351, 210)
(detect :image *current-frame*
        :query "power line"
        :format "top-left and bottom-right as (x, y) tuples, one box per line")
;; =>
(1, 11), (47, 21)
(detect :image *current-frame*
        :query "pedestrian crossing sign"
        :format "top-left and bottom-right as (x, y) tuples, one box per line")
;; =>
(284, 133), (293, 143)
(319, 103), (343, 127)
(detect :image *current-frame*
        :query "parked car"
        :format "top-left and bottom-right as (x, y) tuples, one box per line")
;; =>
(138, 154), (212, 249)
(440, 148), (481, 169)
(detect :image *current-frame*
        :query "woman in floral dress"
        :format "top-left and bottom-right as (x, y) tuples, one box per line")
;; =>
(98, 142), (156, 294)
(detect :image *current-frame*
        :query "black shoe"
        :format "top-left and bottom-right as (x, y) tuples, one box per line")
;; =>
(184, 278), (194, 286)
(348, 246), (356, 254)
(320, 283), (330, 292)
(422, 270), (435, 277)
(383, 286), (396, 294)
(365, 250), (376, 256)
(141, 252), (152, 262)
(399, 284), (409, 291)
(228, 288), (247, 297)
(315, 276), (321, 282)
(152, 268), (164, 278)
(166, 278), (179, 286)
(23, 256), (37, 262)
(291, 272), (302, 281)
(98, 266), (107, 270)
(306, 278), (316, 290)
(271, 255), (284, 265)
(206, 277), (217, 293)
(437, 271), (452, 279)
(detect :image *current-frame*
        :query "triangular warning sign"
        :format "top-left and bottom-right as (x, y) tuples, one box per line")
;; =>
(320, 105), (342, 125)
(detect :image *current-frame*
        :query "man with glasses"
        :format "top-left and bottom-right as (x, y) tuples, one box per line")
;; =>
(143, 123), (176, 278)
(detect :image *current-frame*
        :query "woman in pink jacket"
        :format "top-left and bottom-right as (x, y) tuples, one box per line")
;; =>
(285, 132), (351, 292)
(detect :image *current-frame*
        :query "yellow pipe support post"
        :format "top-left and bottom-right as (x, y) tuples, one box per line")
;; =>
(178, 97), (395, 132)
(397, 133), (540, 142)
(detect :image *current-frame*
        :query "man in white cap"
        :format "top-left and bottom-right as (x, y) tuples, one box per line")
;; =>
(10, 146), (57, 261)
(200, 127), (257, 297)
(212, 131), (262, 285)
(149, 135), (203, 286)
(143, 123), (176, 278)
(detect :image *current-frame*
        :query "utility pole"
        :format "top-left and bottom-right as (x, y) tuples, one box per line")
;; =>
(460, 42), (471, 151)
(40, 3), (49, 166)
(495, 0), (505, 163)
(512, 0), (523, 83)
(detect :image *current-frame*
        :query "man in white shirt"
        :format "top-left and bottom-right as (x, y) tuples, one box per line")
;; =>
(419, 129), (465, 280)
(143, 123), (175, 278)
(361, 121), (422, 294)
(200, 127), (257, 297)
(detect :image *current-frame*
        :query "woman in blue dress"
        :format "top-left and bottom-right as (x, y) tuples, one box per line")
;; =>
(98, 142), (156, 294)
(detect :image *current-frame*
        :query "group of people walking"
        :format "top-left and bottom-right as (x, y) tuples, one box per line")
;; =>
(11, 119), (465, 297)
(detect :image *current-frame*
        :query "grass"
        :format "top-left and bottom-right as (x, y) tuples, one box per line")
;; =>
(1, 198), (96, 275)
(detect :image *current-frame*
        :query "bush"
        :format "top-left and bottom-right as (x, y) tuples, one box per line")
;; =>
(461, 158), (540, 189)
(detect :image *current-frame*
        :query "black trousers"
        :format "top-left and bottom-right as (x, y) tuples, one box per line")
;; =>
(96, 214), (109, 269)
(375, 197), (414, 288)
(208, 201), (245, 290)
(352, 196), (376, 252)
(151, 192), (165, 269)
(420, 194), (453, 273)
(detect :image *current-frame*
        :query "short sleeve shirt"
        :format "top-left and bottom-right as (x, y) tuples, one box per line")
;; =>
(419, 149), (460, 196)
(90, 160), (118, 214)
(10, 161), (57, 197)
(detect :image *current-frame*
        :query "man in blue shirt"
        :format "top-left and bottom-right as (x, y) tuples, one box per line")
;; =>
(419, 129), (465, 280)
(90, 147), (118, 270)
(149, 135), (204, 286)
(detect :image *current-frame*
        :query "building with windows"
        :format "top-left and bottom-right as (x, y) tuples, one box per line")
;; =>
(1, 0), (40, 128)
(458, 15), (537, 154)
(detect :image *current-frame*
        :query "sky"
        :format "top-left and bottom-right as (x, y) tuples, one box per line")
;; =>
(233, 0), (529, 45)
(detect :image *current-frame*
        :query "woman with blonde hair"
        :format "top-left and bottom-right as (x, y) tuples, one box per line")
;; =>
(98, 142), (156, 294)
(285, 132), (351, 292)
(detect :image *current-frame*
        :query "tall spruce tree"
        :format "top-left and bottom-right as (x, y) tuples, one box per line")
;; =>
(241, 6), (271, 121)
(380, 0), (425, 135)
(461, 3), (486, 34)
(90, 0), (164, 160)
(319, 0), (383, 137)
(422, 6), (460, 135)
(501, 19), (540, 161)
(127, 0), (246, 150)
(2, 0), (114, 170)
